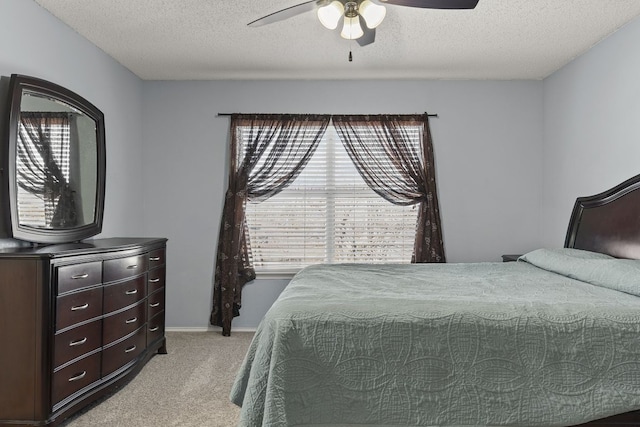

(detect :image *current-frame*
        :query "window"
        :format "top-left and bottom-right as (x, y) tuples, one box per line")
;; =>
(213, 113), (444, 335)
(245, 125), (419, 273)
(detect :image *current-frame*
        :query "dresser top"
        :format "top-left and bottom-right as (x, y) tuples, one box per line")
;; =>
(0, 237), (166, 259)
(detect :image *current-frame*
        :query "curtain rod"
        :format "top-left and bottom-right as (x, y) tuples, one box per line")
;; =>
(216, 112), (438, 118)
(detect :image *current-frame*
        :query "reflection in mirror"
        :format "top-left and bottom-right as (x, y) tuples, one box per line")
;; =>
(1, 74), (105, 244)
(16, 91), (98, 229)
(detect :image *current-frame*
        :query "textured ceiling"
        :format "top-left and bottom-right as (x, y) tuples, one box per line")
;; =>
(33, 0), (640, 80)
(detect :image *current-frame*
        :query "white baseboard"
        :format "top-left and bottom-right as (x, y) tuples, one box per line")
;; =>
(165, 326), (257, 333)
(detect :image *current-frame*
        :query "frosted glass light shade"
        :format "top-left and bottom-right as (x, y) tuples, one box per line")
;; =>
(340, 16), (364, 39)
(359, 0), (386, 28)
(317, 1), (344, 30)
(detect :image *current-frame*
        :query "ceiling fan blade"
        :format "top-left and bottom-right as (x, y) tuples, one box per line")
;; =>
(379, 0), (479, 9)
(248, 0), (323, 27)
(357, 24), (376, 47)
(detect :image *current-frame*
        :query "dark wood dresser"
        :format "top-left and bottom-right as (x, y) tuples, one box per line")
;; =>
(0, 237), (167, 427)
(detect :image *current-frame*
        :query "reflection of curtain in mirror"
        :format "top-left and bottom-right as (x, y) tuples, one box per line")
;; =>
(17, 112), (78, 228)
(66, 114), (84, 225)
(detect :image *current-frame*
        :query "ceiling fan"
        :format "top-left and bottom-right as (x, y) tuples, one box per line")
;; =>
(248, 0), (480, 47)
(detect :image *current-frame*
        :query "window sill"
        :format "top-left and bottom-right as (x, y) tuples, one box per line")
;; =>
(254, 270), (299, 280)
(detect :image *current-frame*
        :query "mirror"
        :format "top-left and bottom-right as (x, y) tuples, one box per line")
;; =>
(1, 75), (105, 244)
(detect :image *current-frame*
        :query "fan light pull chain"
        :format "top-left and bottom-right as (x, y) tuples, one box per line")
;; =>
(349, 38), (353, 62)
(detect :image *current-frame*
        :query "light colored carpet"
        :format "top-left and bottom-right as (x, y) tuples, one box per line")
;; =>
(61, 331), (254, 427)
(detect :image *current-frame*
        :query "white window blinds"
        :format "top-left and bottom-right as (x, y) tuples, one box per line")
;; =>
(245, 124), (420, 273)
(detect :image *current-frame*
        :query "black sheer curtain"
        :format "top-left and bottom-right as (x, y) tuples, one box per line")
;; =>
(17, 112), (78, 227)
(210, 114), (331, 336)
(332, 114), (445, 262)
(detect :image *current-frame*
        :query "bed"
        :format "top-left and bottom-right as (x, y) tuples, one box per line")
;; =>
(231, 174), (640, 427)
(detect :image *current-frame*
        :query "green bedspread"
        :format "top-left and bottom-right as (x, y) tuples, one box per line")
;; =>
(231, 250), (640, 426)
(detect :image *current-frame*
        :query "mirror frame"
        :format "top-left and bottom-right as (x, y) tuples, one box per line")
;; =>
(2, 74), (106, 244)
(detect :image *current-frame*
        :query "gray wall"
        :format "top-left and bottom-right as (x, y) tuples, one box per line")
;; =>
(541, 17), (640, 246)
(0, 0), (144, 244)
(141, 80), (544, 329)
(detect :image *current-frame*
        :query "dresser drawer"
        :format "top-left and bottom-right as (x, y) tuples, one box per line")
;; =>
(57, 261), (102, 294)
(147, 289), (165, 319)
(103, 301), (146, 345)
(103, 254), (147, 283)
(102, 326), (146, 376)
(147, 266), (165, 294)
(54, 319), (102, 368)
(103, 275), (146, 313)
(148, 248), (165, 268)
(52, 352), (101, 406)
(56, 287), (103, 331)
(147, 312), (165, 347)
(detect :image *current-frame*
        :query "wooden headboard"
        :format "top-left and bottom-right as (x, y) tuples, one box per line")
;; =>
(565, 174), (640, 260)
(563, 173), (640, 425)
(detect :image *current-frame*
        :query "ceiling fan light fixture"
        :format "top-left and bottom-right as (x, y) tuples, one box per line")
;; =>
(340, 16), (364, 39)
(317, 1), (344, 30)
(359, 0), (386, 29)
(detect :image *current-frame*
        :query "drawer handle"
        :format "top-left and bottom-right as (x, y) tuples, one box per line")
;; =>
(71, 273), (89, 280)
(68, 371), (87, 382)
(71, 303), (89, 311)
(149, 302), (160, 308)
(125, 345), (137, 353)
(125, 317), (138, 324)
(125, 289), (138, 295)
(69, 337), (87, 347)
(149, 326), (159, 332)
(127, 264), (138, 270)
(150, 256), (161, 261)
(149, 278), (160, 283)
